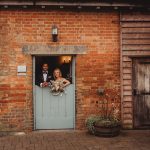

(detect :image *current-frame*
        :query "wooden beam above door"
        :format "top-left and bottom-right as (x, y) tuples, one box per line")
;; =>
(0, 0), (149, 10)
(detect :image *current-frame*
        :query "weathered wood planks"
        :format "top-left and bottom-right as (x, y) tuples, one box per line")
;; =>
(121, 11), (150, 129)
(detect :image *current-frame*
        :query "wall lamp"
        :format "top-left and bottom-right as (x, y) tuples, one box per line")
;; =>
(52, 25), (58, 42)
(97, 87), (105, 96)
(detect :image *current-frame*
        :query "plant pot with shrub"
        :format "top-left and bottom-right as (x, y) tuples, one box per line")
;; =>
(86, 88), (121, 137)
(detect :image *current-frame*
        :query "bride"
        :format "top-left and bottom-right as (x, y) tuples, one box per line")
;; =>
(50, 68), (70, 94)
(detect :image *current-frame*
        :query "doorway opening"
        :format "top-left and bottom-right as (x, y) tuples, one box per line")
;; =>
(35, 55), (73, 84)
(33, 55), (75, 130)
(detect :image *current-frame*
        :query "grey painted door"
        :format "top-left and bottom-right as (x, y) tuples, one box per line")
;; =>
(34, 57), (75, 129)
(133, 58), (150, 128)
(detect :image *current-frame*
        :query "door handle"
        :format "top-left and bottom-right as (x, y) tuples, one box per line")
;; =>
(133, 89), (137, 96)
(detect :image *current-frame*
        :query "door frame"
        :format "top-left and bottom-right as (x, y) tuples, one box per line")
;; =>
(132, 58), (139, 128)
(32, 55), (76, 130)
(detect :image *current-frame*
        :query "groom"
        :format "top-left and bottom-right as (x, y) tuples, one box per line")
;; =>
(35, 63), (52, 87)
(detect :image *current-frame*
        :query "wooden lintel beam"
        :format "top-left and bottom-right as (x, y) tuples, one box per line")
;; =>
(36, 2), (139, 7)
(0, 1), (34, 6)
(0, 1), (149, 8)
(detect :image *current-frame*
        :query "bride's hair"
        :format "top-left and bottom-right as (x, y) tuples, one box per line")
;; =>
(53, 68), (62, 80)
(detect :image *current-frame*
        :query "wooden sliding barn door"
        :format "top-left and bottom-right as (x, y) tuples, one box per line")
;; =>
(133, 58), (150, 128)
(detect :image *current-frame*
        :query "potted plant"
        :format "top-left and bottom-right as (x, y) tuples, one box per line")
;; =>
(86, 88), (121, 137)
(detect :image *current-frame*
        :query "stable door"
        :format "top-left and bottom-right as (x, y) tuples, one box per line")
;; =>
(33, 56), (75, 129)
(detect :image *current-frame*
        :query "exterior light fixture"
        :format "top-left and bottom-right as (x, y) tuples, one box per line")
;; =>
(97, 88), (105, 96)
(52, 25), (58, 42)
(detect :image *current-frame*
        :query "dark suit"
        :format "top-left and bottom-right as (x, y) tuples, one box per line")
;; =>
(35, 71), (52, 86)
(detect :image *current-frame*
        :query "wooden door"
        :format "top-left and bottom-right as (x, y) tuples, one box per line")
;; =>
(133, 58), (150, 128)
(33, 57), (75, 129)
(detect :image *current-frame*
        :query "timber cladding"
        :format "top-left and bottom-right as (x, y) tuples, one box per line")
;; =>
(121, 11), (150, 129)
(0, 10), (120, 131)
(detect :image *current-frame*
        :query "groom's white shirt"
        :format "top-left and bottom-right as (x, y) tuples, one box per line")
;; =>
(43, 73), (47, 82)
(40, 72), (48, 87)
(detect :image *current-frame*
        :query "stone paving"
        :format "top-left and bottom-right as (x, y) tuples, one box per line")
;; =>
(0, 130), (150, 150)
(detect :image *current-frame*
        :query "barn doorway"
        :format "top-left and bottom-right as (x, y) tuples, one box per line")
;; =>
(33, 55), (75, 129)
(133, 58), (150, 129)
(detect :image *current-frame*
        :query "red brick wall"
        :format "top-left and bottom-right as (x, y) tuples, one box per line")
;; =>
(0, 10), (120, 131)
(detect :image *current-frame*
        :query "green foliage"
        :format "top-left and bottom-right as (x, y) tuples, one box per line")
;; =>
(94, 117), (120, 128)
(86, 115), (121, 134)
(85, 116), (102, 134)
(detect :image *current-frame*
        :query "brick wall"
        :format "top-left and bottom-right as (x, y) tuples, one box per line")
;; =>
(0, 10), (120, 131)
